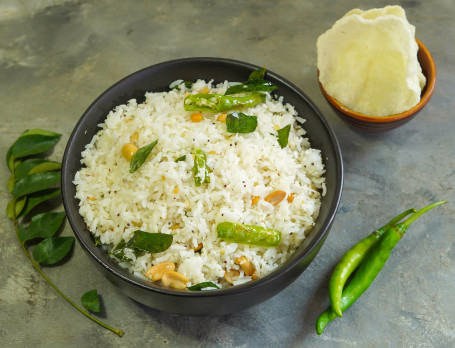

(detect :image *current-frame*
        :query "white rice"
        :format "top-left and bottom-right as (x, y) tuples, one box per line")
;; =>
(74, 79), (326, 288)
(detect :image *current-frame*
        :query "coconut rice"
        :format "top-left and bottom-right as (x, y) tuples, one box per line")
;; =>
(74, 78), (326, 289)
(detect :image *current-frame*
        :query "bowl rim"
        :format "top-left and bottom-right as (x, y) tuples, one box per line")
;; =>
(62, 56), (344, 299)
(318, 38), (436, 123)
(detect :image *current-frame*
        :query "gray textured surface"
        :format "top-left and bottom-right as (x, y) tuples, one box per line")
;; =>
(1, 0), (454, 347)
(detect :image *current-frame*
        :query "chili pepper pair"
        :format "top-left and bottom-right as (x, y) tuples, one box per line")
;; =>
(316, 200), (447, 335)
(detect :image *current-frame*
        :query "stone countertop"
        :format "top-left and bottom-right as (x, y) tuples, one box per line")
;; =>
(1, 1), (454, 347)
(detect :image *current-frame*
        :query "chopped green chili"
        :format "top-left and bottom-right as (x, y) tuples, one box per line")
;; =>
(175, 154), (186, 162)
(192, 148), (210, 186)
(224, 79), (277, 95)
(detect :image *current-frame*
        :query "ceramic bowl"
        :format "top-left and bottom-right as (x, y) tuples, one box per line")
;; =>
(319, 38), (436, 132)
(62, 57), (343, 315)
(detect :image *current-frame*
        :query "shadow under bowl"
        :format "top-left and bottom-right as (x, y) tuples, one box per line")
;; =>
(319, 38), (436, 132)
(62, 57), (343, 315)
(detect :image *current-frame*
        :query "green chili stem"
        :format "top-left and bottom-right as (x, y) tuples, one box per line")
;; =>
(400, 201), (447, 230)
(13, 219), (124, 337)
(378, 208), (416, 231)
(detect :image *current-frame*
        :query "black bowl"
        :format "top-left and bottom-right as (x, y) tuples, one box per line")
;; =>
(62, 57), (343, 315)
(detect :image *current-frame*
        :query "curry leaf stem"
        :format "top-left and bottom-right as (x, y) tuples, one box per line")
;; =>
(13, 219), (124, 337)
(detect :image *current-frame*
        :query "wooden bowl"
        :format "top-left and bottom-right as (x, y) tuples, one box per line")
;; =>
(319, 38), (436, 132)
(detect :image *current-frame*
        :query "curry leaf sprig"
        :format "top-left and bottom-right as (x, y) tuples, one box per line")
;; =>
(6, 129), (123, 337)
(224, 67), (278, 95)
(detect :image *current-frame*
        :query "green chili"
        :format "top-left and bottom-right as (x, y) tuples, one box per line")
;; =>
(328, 208), (415, 318)
(184, 92), (266, 112)
(217, 222), (281, 247)
(224, 79), (277, 95)
(192, 148), (210, 186)
(316, 201), (446, 335)
(175, 154), (186, 162)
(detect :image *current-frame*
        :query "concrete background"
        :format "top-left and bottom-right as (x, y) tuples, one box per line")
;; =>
(1, 0), (454, 347)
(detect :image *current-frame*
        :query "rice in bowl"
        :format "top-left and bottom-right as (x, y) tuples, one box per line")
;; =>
(74, 78), (326, 289)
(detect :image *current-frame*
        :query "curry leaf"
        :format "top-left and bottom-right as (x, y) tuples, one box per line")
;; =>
(81, 289), (101, 313)
(15, 158), (61, 180)
(7, 197), (27, 220)
(94, 235), (102, 246)
(226, 112), (258, 133)
(16, 197), (27, 217)
(187, 282), (220, 291)
(18, 188), (61, 218)
(7, 198), (25, 221)
(248, 67), (266, 80)
(6, 199), (15, 220)
(12, 171), (60, 198)
(6, 146), (16, 172)
(7, 176), (15, 193)
(110, 240), (141, 261)
(22, 129), (61, 137)
(19, 211), (66, 242)
(32, 236), (74, 264)
(10, 132), (61, 159)
(171, 80), (193, 90)
(126, 231), (173, 253)
(129, 140), (158, 173)
(16, 197), (27, 216)
(225, 68), (276, 95)
(277, 124), (291, 148)
(110, 240), (129, 261)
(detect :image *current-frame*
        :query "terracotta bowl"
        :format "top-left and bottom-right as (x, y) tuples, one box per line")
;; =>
(62, 57), (343, 315)
(319, 38), (436, 132)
